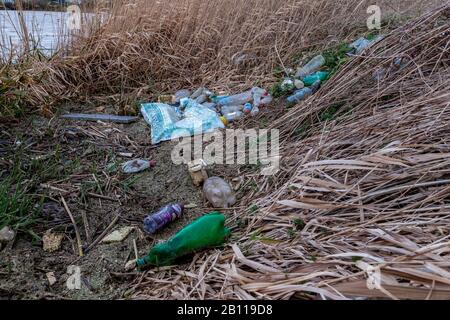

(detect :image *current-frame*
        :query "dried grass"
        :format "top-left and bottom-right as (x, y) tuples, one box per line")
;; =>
(128, 3), (450, 300)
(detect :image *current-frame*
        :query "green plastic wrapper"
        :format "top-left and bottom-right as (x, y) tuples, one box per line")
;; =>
(137, 212), (230, 267)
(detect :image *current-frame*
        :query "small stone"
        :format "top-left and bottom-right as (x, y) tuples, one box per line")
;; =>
(0, 226), (15, 243)
(42, 231), (64, 252)
(101, 227), (134, 244)
(46, 272), (57, 286)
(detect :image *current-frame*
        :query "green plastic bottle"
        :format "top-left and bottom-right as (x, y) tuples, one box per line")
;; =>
(302, 71), (329, 86)
(137, 212), (230, 267)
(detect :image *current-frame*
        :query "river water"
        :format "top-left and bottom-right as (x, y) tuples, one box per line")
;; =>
(0, 10), (79, 58)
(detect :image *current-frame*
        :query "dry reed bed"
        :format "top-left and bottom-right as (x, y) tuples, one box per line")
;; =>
(128, 4), (450, 300)
(7, 0), (438, 109)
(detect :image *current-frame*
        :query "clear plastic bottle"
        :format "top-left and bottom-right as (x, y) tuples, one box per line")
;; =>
(295, 55), (325, 79)
(143, 203), (184, 234)
(203, 177), (236, 208)
(218, 90), (253, 106)
(221, 105), (244, 115)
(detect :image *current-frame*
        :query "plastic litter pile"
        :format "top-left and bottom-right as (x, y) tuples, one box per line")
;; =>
(141, 86), (273, 144)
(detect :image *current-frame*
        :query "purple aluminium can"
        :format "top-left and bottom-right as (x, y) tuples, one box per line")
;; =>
(143, 203), (184, 234)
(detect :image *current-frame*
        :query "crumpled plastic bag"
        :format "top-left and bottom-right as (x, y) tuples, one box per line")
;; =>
(141, 100), (224, 144)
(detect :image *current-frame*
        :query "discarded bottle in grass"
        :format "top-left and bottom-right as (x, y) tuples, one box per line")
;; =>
(221, 105), (243, 115)
(175, 89), (191, 103)
(143, 203), (184, 234)
(280, 78), (295, 92)
(348, 37), (371, 55)
(137, 212), (230, 267)
(303, 71), (329, 86)
(218, 90), (253, 106)
(295, 55), (325, 79)
(252, 87), (269, 108)
(195, 94), (207, 104)
(122, 159), (156, 174)
(191, 87), (206, 99)
(222, 111), (243, 123)
(250, 105), (260, 116)
(294, 79), (305, 89)
(203, 177), (236, 208)
(243, 103), (253, 114)
(287, 87), (313, 104)
(260, 94), (273, 106)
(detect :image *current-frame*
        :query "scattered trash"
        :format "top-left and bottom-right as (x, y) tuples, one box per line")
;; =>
(348, 37), (372, 55)
(348, 35), (385, 55)
(217, 89), (253, 106)
(302, 71), (329, 86)
(143, 203), (184, 234)
(184, 203), (198, 209)
(287, 87), (313, 104)
(0, 226), (15, 243)
(46, 272), (57, 286)
(158, 94), (175, 104)
(243, 102), (253, 114)
(122, 159), (156, 174)
(287, 79), (322, 104)
(118, 152), (134, 158)
(295, 54), (325, 79)
(294, 79), (305, 89)
(101, 226), (134, 243)
(42, 231), (64, 252)
(202, 102), (217, 112)
(280, 78), (295, 91)
(221, 105), (243, 115)
(61, 113), (139, 124)
(188, 159), (209, 186)
(174, 89), (191, 103)
(137, 212), (230, 267)
(222, 111), (244, 123)
(141, 100), (224, 144)
(203, 177), (236, 208)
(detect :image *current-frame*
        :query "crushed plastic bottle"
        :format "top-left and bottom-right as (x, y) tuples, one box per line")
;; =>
(302, 71), (329, 86)
(203, 177), (236, 208)
(243, 103), (253, 114)
(295, 55), (325, 79)
(137, 212), (230, 267)
(143, 203), (184, 234)
(174, 89), (191, 103)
